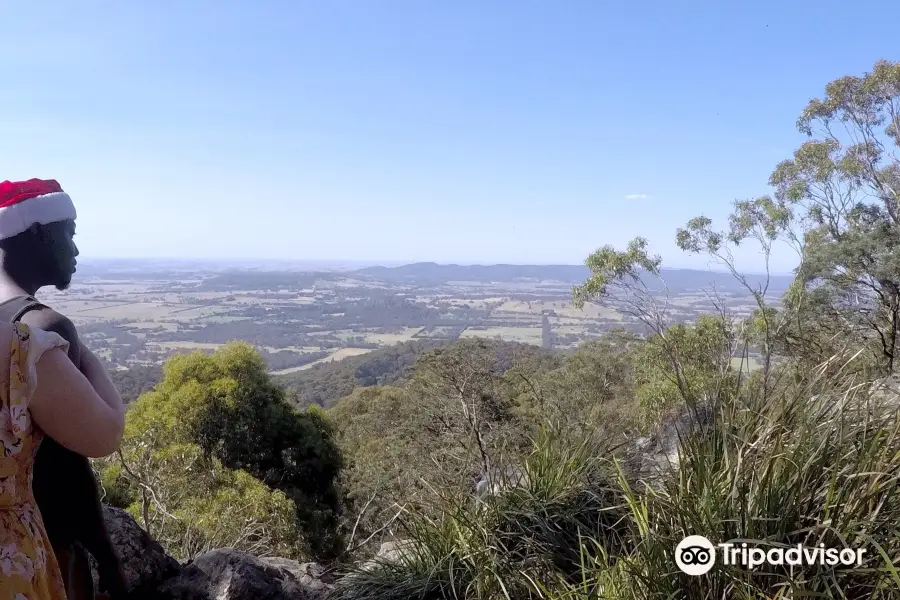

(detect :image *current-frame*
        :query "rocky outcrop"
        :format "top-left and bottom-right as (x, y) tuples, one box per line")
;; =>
(100, 506), (182, 593)
(260, 558), (336, 597)
(154, 549), (329, 600)
(99, 507), (332, 599)
(624, 403), (715, 483)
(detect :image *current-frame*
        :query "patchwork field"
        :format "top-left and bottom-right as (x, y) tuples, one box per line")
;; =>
(494, 300), (623, 321)
(59, 301), (209, 321)
(34, 262), (781, 374)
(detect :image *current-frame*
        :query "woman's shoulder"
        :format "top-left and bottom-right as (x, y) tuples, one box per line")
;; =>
(7, 322), (69, 350)
(0, 323), (71, 381)
(0, 321), (64, 345)
(4, 322), (71, 418)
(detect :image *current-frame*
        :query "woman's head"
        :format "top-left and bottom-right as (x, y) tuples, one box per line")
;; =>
(0, 179), (79, 291)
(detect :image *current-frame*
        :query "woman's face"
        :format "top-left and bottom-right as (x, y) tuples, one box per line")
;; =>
(39, 219), (79, 290)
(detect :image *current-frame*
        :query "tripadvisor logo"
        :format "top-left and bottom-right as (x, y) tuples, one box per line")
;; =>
(675, 535), (867, 575)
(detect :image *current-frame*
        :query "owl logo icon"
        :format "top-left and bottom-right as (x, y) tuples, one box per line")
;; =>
(675, 535), (716, 575)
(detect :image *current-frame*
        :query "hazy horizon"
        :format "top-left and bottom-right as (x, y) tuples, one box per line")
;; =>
(74, 256), (797, 277)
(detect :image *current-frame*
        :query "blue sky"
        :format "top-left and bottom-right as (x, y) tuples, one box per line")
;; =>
(1, 1), (897, 272)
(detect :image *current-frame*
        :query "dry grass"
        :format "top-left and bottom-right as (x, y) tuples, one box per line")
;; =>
(228, 295), (317, 305)
(270, 348), (373, 375)
(261, 345), (324, 354)
(152, 341), (224, 351)
(364, 328), (425, 345)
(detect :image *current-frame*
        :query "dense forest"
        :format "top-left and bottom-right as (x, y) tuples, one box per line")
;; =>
(108, 364), (162, 404)
(96, 61), (900, 599)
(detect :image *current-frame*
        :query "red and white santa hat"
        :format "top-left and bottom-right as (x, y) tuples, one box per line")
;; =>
(0, 179), (77, 241)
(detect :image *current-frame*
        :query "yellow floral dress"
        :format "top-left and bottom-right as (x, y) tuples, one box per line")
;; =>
(0, 322), (69, 600)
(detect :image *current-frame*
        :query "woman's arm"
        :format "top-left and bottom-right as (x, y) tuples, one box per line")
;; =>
(29, 347), (125, 458)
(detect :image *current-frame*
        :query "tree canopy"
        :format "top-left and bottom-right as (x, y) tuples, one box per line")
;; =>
(101, 342), (345, 560)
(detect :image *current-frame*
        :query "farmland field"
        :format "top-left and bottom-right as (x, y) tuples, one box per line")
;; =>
(460, 326), (544, 344)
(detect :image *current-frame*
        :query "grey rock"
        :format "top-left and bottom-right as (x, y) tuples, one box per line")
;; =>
(260, 558), (334, 596)
(633, 436), (653, 450)
(376, 539), (413, 563)
(624, 403), (715, 483)
(655, 403), (714, 466)
(359, 539), (415, 572)
(154, 548), (324, 600)
(869, 374), (900, 408)
(474, 464), (528, 502)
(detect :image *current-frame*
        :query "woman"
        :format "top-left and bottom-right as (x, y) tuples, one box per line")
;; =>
(0, 321), (126, 599)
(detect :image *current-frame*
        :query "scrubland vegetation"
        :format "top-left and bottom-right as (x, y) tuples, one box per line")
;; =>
(95, 60), (900, 598)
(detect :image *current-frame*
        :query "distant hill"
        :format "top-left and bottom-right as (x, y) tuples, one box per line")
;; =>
(276, 339), (448, 408)
(352, 262), (794, 293)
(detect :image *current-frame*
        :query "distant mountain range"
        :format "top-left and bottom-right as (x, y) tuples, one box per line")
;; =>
(352, 262), (795, 293)
(73, 259), (795, 294)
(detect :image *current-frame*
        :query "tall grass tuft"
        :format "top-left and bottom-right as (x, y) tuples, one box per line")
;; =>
(328, 426), (631, 600)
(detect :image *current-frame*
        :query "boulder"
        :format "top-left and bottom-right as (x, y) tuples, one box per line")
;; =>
(375, 539), (413, 563)
(154, 548), (328, 600)
(98, 505), (182, 593)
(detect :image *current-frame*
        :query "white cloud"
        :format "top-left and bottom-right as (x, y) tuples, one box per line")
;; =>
(624, 193), (652, 200)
